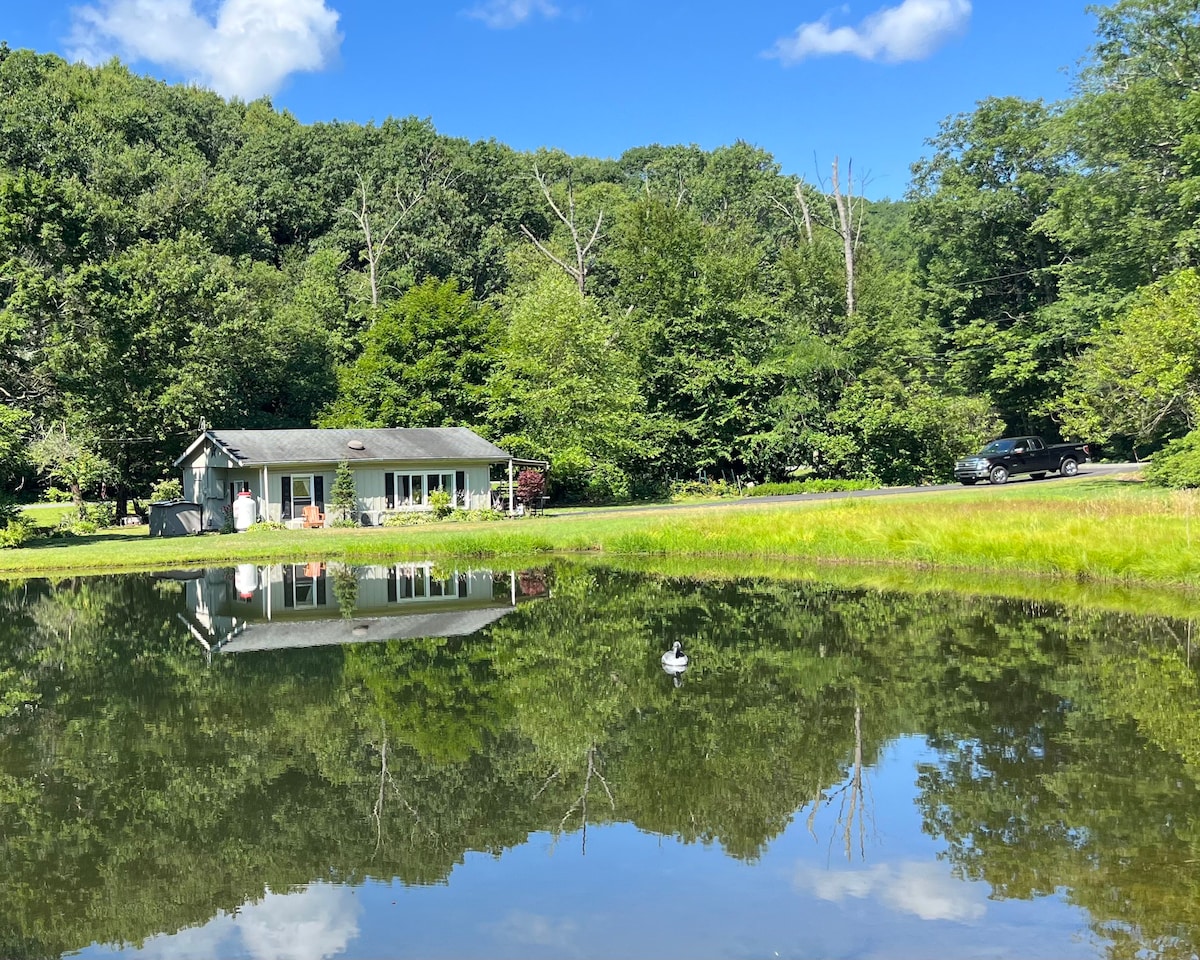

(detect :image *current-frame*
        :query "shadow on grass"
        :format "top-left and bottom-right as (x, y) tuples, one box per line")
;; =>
(20, 530), (157, 551)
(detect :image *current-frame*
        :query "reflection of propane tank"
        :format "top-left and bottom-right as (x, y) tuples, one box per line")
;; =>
(233, 490), (256, 531)
(235, 564), (258, 599)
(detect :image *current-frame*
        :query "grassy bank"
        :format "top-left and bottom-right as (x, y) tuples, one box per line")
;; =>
(3, 476), (1197, 590)
(586, 553), (1200, 620)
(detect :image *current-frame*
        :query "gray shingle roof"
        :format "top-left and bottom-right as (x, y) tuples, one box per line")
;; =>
(206, 427), (511, 465)
(216, 606), (517, 653)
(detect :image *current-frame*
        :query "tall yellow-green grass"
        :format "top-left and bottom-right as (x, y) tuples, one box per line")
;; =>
(3, 479), (1197, 595)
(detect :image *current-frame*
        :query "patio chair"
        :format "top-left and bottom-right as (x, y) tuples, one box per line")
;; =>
(302, 505), (325, 528)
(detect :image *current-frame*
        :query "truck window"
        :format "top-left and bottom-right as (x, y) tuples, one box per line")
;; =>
(1029, 438), (1044, 451)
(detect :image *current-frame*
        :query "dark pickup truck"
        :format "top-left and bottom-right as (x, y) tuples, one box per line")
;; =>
(954, 436), (1091, 485)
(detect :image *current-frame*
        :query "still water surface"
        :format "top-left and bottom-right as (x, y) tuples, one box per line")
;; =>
(1, 562), (1198, 959)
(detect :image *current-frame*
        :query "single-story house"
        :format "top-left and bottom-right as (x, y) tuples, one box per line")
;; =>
(174, 426), (518, 530)
(179, 563), (522, 654)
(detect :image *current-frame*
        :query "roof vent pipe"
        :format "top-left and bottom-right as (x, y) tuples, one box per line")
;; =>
(347, 440), (365, 451)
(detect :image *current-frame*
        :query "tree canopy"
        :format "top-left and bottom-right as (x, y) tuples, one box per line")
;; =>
(2, 0), (1199, 505)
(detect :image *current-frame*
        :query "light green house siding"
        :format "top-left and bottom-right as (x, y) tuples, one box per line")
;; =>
(184, 446), (236, 531)
(184, 451), (498, 530)
(355, 468), (387, 511)
(176, 428), (516, 531)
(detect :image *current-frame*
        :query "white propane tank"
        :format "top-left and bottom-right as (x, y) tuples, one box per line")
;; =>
(235, 563), (258, 598)
(233, 490), (256, 531)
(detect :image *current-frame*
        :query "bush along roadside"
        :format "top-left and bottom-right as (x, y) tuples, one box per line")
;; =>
(744, 479), (878, 497)
(1146, 430), (1200, 489)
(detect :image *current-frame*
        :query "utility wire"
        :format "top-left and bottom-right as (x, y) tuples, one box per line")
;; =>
(89, 430), (194, 445)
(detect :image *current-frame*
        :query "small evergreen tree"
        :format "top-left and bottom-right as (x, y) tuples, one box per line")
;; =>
(330, 563), (360, 619)
(331, 460), (358, 523)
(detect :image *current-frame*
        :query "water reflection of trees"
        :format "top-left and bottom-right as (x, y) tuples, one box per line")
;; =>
(0, 570), (1199, 958)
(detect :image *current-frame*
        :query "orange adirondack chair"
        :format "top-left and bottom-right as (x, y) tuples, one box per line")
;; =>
(302, 505), (325, 528)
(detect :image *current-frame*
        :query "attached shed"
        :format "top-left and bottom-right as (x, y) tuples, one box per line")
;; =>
(174, 427), (514, 531)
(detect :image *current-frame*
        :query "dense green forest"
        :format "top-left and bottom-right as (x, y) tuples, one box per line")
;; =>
(2, 0), (1199, 512)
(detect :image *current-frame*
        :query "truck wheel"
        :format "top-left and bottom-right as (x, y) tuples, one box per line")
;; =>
(989, 466), (1009, 485)
(1030, 472), (1046, 480)
(1060, 458), (1078, 477)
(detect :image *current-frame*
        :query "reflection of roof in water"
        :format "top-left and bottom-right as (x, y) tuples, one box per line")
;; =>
(215, 605), (516, 654)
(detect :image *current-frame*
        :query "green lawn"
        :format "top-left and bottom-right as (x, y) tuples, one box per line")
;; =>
(3, 478), (1198, 602)
(19, 502), (77, 527)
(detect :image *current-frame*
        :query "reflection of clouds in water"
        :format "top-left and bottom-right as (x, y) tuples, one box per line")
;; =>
(490, 910), (580, 951)
(134, 883), (361, 960)
(794, 861), (987, 922)
(886, 863), (987, 922)
(131, 913), (236, 959)
(240, 885), (361, 960)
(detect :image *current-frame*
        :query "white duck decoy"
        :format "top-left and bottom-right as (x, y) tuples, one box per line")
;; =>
(661, 641), (688, 669)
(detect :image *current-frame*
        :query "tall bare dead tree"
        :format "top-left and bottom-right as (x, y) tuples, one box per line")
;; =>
(344, 173), (426, 309)
(373, 734), (389, 857)
(537, 743), (615, 856)
(806, 698), (874, 861)
(772, 156), (867, 316)
(830, 157), (863, 318)
(771, 180), (814, 245)
(370, 731), (433, 860)
(343, 149), (458, 308)
(520, 164), (604, 295)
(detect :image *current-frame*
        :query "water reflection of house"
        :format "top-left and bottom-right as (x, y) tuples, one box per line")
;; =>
(180, 563), (521, 655)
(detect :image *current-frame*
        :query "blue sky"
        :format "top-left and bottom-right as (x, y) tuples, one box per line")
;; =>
(5, 1), (1100, 199)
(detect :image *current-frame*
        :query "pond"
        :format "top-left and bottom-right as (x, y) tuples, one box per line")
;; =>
(1, 562), (1198, 960)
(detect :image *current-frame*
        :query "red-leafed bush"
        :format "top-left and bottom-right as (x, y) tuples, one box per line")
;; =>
(516, 469), (546, 506)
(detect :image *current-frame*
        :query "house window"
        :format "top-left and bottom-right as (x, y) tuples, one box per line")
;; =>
(385, 563), (461, 603)
(282, 473), (324, 520)
(283, 563), (327, 608)
(291, 475), (314, 512)
(406, 474), (423, 506)
(389, 472), (457, 508)
(227, 480), (250, 507)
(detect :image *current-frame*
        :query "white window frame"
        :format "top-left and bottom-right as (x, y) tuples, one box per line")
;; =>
(392, 471), (456, 509)
(290, 563), (319, 607)
(291, 474), (315, 513)
(388, 563), (467, 603)
(228, 479), (251, 505)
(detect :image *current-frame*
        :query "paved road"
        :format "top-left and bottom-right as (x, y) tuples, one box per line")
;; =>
(556, 462), (1144, 518)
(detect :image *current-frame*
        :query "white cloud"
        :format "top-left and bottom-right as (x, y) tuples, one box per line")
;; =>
(794, 861), (988, 923)
(133, 883), (362, 960)
(489, 910), (580, 950)
(465, 0), (560, 29)
(238, 884), (362, 960)
(769, 0), (971, 64)
(130, 910), (238, 960)
(67, 0), (342, 99)
(883, 862), (987, 922)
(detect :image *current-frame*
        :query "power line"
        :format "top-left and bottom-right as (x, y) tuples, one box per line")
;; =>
(90, 430), (194, 445)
